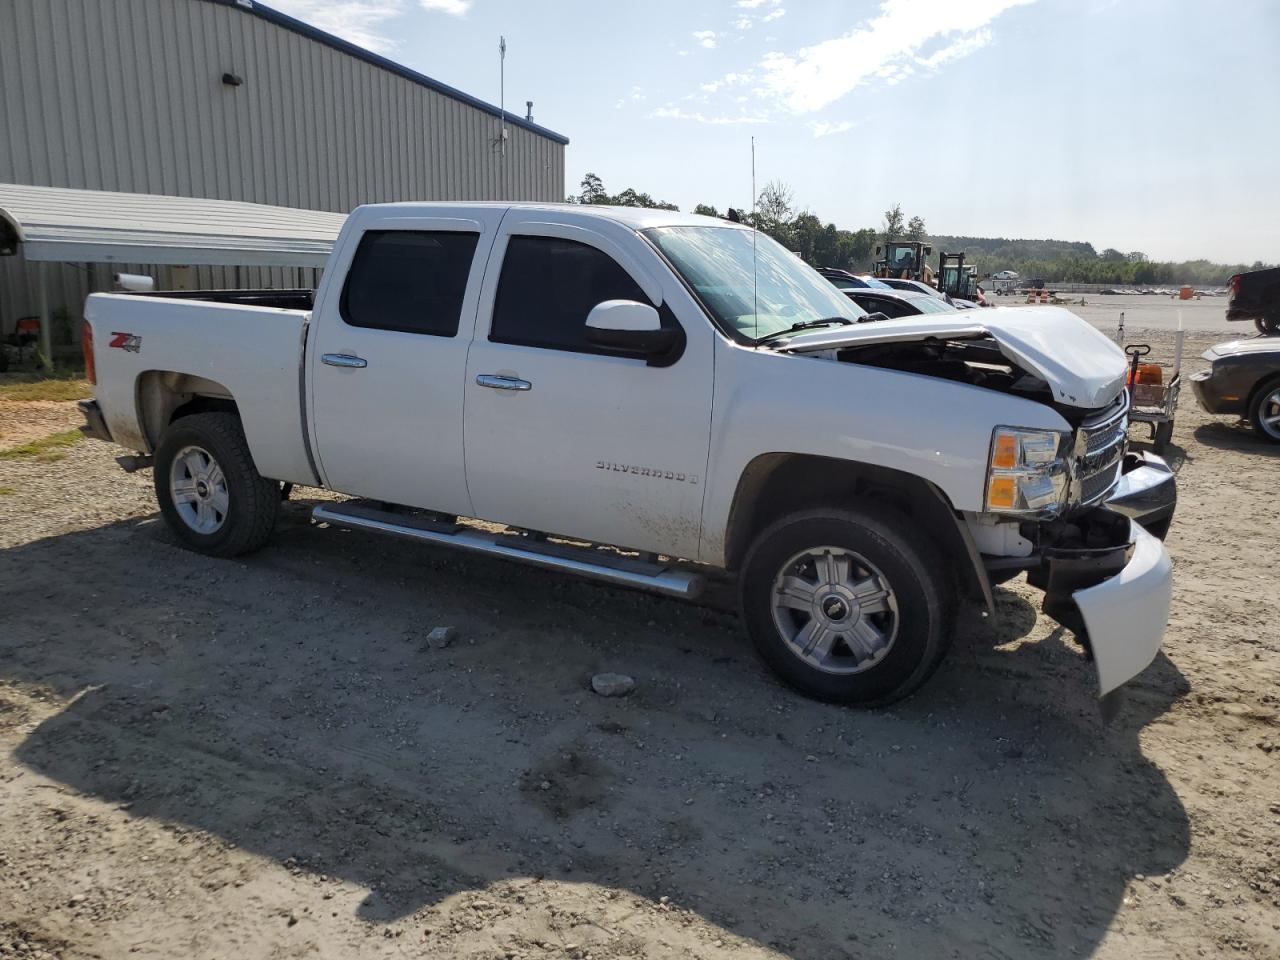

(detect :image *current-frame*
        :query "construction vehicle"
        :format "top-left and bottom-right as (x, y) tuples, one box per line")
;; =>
(937, 251), (971, 298)
(873, 241), (932, 282)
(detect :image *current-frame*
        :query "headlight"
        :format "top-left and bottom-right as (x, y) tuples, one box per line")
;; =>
(985, 426), (1071, 515)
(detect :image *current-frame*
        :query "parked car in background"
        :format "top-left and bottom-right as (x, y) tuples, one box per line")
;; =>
(817, 267), (893, 290)
(844, 288), (959, 318)
(880, 277), (981, 310)
(1191, 337), (1280, 442)
(1224, 266), (1280, 335)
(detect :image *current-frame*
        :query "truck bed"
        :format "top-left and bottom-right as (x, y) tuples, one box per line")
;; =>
(85, 293), (316, 485)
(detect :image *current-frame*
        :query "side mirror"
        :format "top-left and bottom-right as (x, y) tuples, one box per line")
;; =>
(585, 300), (678, 358)
(924, 245), (932, 255)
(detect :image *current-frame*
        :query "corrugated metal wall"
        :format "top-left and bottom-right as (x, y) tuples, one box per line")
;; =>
(0, 0), (567, 345)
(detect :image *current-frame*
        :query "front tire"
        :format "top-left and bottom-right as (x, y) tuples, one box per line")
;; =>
(740, 508), (954, 705)
(1153, 419), (1174, 453)
(1249, 377), (1280, 443)
(154, 412), (280, 556)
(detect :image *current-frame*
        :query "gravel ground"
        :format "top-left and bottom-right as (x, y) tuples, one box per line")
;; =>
(1, 323), (1277, 960)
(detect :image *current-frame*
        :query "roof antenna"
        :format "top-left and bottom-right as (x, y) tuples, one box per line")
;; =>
(751, 135), (758, 342)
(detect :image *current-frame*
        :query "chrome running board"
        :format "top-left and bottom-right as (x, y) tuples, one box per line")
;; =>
(312, 502), (704, 599)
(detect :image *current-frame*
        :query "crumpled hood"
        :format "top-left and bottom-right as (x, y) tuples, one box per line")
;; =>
(780, 306), (1128, 409)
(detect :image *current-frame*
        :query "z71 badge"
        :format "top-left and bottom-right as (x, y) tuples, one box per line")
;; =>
(108, 332), (142, 353)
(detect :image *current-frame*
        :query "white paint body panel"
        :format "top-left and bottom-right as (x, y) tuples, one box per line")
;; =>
(1074, 520), (1174, 697)
(782, 306), (1129, 409)
(84, 293), (313, 483)
(462, 210), (714, 559)
(306, 205), (507, 517)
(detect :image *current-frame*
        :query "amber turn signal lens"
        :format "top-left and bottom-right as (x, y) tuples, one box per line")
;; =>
(987, 475), (1017, 509)
(991, 433), (1018, 470)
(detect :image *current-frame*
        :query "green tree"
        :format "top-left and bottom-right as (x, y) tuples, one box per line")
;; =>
(883, 203), (905, 243)
(693, 203), (720, 217)
(567, 172), (678, 210)
(906, 215), (927, 242)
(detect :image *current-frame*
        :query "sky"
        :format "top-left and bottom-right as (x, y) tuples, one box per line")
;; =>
(264, 0), (1280, 263)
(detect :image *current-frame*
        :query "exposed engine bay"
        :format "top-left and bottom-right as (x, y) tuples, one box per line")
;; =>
(834, 335), (1102, 424)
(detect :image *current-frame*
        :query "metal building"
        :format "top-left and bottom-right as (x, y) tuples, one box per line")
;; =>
(0, 0), (569, 357)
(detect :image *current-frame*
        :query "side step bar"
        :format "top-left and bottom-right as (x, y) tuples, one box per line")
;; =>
(312, 502), (705, 599)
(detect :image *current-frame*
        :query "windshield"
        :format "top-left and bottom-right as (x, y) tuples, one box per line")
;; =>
(909, 294), (958, 314)
(645, 226), (866, 341)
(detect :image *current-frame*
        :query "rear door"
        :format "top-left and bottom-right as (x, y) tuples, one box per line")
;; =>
(462, 213), (715, 559)
(309, 208), (504, 515)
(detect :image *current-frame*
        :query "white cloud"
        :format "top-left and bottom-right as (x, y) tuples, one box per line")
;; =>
(265, 0), (408, 53)
(762, 7), (786, 22)
(650, 105), (770, 125)
(916, 27), (992, 68)
(693, 30), (718, 49)
(419, 0), (472, 14)
(810, 119), (856, 137)
(759, 0), (1035, 112)
(733, 17), (753, 30)
(735, 0), (781, 7)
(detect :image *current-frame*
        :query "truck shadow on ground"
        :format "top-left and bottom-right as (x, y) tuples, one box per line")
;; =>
(1192, 420), (1280, 457)
(3, 505), (1191, 959)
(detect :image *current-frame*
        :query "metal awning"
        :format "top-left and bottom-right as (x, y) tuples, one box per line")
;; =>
(0, 182), (347, 268)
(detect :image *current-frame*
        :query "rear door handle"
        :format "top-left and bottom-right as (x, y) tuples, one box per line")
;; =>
(322, 353), (367, 368)
(476, 374), (532, 391)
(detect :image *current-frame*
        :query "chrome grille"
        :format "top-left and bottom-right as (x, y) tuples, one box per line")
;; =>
(1074, 393), (1128, 505)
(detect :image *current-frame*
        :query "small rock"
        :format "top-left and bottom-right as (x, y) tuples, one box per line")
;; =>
(592, 673), (635, 697)
(540, 780), (552, 791)
(425, 626), (457, 649)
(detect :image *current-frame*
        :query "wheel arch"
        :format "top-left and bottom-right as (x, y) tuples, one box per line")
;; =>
(723, 453), (992, 611)
(135, 370), (239, 451)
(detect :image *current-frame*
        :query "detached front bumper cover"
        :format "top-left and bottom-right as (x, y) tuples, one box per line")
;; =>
(1029, 508), (1173, 698)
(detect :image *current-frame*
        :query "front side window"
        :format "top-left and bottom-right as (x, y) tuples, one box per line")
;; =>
(490, 236), (648, 352)
(340, 230), (479, 336)
(645, 226), (865, 342)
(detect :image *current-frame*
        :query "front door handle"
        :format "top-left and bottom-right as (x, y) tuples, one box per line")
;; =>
(476, 374), (532, 391)
(322, 353), (367, 369)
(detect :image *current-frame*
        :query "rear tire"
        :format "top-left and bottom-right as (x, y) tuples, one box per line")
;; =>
(1248, 377), (1280, 443)
(154, 412), (280, 556)
(739, 507), (955, 705)
(1256, 315), (1280, 336)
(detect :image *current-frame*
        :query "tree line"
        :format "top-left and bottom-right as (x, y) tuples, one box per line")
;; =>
(567, 174), (1270, 285)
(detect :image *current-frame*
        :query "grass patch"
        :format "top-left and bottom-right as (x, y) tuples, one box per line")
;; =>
(0, 486), (14, 496)
(0, 430), (84, 463)
(0, 377), (92, 402)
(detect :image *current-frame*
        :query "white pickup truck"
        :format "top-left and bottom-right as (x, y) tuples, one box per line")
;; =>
(79, 203), (1176, 707)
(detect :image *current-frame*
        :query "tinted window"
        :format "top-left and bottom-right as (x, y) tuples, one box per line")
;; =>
(490, 236), (647, 352)
(340, 230), (479, 336)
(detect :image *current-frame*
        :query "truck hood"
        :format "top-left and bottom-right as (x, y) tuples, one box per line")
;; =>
(779, 306), (1128, 409)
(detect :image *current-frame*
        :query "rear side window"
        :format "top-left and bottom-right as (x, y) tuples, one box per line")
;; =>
(490, 236), (647, 352)
(340, 230), (479, 336)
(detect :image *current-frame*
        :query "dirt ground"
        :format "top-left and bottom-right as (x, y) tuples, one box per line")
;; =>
(1, 322), (1277, 960)
(0, 399), (82, 451)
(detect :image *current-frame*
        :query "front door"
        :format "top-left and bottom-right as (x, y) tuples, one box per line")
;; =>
(463, 214), (714, 559)
(309, 210), (502, 515)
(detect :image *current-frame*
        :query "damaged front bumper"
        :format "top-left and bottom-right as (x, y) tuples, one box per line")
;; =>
(1026, 508), (1173, 699)
(1104, 451), (1176, 539)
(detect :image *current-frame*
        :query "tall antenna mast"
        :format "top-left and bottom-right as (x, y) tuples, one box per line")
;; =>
(751, 135), (758, 341)
(496, 35), (506, 197)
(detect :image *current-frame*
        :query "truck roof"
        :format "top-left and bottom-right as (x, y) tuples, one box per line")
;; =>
(352, 201), (737, 232)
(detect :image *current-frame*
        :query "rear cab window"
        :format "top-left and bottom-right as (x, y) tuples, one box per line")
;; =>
(340, 230), (479, 336)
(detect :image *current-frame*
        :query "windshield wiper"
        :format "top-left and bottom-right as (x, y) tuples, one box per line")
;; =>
(755, 317), (854, 343)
